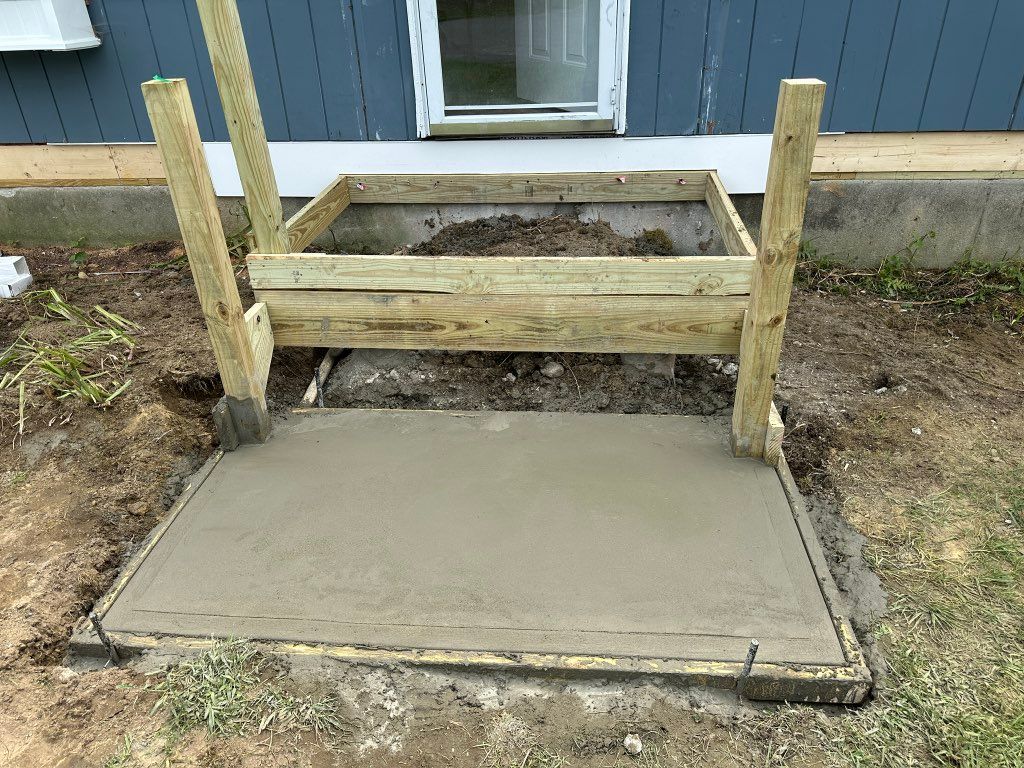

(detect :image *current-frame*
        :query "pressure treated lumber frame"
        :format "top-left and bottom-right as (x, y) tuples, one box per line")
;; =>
(142, 0), (823, 463)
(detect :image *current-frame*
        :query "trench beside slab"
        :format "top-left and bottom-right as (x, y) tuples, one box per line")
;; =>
(88, 409), (867, 700)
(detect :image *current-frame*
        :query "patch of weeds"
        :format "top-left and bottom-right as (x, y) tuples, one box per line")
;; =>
(69, 236), (89, 268)
(153, 203), (253, 271)
(1, 289), (139, 409)
(148, 639), (343, 747)
(479, 712), (568, 768)
(225, 202), (255, 262)
(103, 734), (135, 768)
(4, 469), (28, 488)
(798, 233), (1024, 327)
(635, 228), (674, 256)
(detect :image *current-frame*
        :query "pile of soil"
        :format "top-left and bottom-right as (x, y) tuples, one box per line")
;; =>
(405, 214), (675, 258)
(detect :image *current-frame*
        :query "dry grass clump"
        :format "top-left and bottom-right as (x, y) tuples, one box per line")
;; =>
(480, 712), (567, 768)
(1, 288), (140, 413)
(148, 639), (344, 745)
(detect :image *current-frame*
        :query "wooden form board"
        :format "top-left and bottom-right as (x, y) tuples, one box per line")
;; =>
(255, 290), (746, 354)
(0, 144), (165, 187)
(705, 172), (757, 258)
(286, 175), (351, 252)
(343, 171), (709, 203)
(813, 132), (1024, 179)
(4, 133), (1024, 188)
(247, 253), (754, 296)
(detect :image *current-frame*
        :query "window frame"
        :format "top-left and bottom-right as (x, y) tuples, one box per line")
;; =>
(407, 0), (630, 138)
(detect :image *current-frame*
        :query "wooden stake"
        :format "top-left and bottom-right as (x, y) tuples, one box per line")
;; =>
(143, 77), (269, 444)
(195, 0), (288, 254)
(732, 79), (825, 459)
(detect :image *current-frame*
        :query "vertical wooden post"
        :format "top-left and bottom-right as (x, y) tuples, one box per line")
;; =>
(143, 77), (270, 445)
(732, 79), (825, 459)
(195, 0), (289, 254)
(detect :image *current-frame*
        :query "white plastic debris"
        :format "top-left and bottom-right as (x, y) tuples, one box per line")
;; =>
(0, 255), (33, 299)
(623, 734), (643, 755)
(911, 427), (922, 436)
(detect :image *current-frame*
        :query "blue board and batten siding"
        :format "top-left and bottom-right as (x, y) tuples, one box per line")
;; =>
(2, 0), (1024, 145)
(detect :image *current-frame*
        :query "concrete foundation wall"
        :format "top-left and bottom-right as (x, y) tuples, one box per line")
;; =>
(2, 180), (1022, 267)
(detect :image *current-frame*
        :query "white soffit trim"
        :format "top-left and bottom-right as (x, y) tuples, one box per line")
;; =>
(203, 135), (774, 198)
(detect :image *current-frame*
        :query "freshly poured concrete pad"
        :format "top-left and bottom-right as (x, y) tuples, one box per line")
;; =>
(93, 410), (869, 702)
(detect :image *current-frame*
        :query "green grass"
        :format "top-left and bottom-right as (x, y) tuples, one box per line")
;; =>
(103, 734), (135, 768)
(797, 236), (1024, 326)
(147, 639), (343, 746)
(758, 463), (1024, 768)
(0, 289), (139, 408)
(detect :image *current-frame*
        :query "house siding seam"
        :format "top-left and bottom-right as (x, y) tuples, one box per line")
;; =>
(1, 0), (1022, 144)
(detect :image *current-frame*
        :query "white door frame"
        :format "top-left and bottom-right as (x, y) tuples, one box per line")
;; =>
(407, 0), (630, 138)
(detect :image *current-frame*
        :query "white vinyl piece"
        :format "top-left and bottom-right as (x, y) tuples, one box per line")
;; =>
(0, 255), (33, 299)
(0, 0), (100, 51)
(202, 134), (775, 198)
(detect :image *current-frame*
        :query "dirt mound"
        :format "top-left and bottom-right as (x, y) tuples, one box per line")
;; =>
(406, 214), (674, 258)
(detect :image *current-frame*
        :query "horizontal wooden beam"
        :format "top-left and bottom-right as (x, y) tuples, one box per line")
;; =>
(247, 253), (753, 296)
(0, 144), (165, 187)
(256, 290), (746, 354)
(286, 174), (351, 251)
(704, 171), (757, 258)
(343, 172), (709, 203)
(813, 132), (1024, 177)
(5, 132), (1023, 189)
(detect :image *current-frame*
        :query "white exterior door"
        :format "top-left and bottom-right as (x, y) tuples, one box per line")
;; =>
(513, 0), (599, 107)
(409, 0), (629, 137)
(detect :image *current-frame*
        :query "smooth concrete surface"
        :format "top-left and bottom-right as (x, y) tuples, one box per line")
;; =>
(3, 180), (1023, 266)
(102, 410), (845, 666)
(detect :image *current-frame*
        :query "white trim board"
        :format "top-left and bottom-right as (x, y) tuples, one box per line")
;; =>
(202, 135), (775, 198)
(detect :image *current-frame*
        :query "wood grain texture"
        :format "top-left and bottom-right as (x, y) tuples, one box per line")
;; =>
(705, 171), (757, 258)
(256, 290), (746, 354)
(244, 301), (273, 393)
(345, 171), (709, 203)
(0, 144), (165, 187)
(195, 0), (289, 253)
(247, 253), (753, 296)
(812, 131), (1024, 175)
(286, 175), (351, 252)
(142, 78), (267, 414)
(732, 79), (825, 459)
(5, 133), (1024, 188)
(764, 403), (784, 466)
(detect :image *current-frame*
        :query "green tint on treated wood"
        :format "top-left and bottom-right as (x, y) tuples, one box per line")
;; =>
(732, 79), (826, 459)
(247, 253), (754, 296)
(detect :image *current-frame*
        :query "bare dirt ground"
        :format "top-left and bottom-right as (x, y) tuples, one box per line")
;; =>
(1, 216), (1022, 767)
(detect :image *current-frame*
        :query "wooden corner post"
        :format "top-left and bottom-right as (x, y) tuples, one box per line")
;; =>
(195, 0), (288, 254)
(732, 78), (825, 459)
(143, 77), (270, 447)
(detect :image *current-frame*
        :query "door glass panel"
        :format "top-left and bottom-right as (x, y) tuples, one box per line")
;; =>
(436, 0), (600, 112)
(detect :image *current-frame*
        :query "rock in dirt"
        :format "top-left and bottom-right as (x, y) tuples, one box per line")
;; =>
(620, 353), (676, 380)
(540, 361), (565, 379)
(623, 734), (643, 755)
(722, 362), (738, 376)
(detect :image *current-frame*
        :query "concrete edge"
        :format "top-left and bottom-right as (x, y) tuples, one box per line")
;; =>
(71, 432), (871, 705)
(90, 450), (225, 620)
(774, 455), (874, 702)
